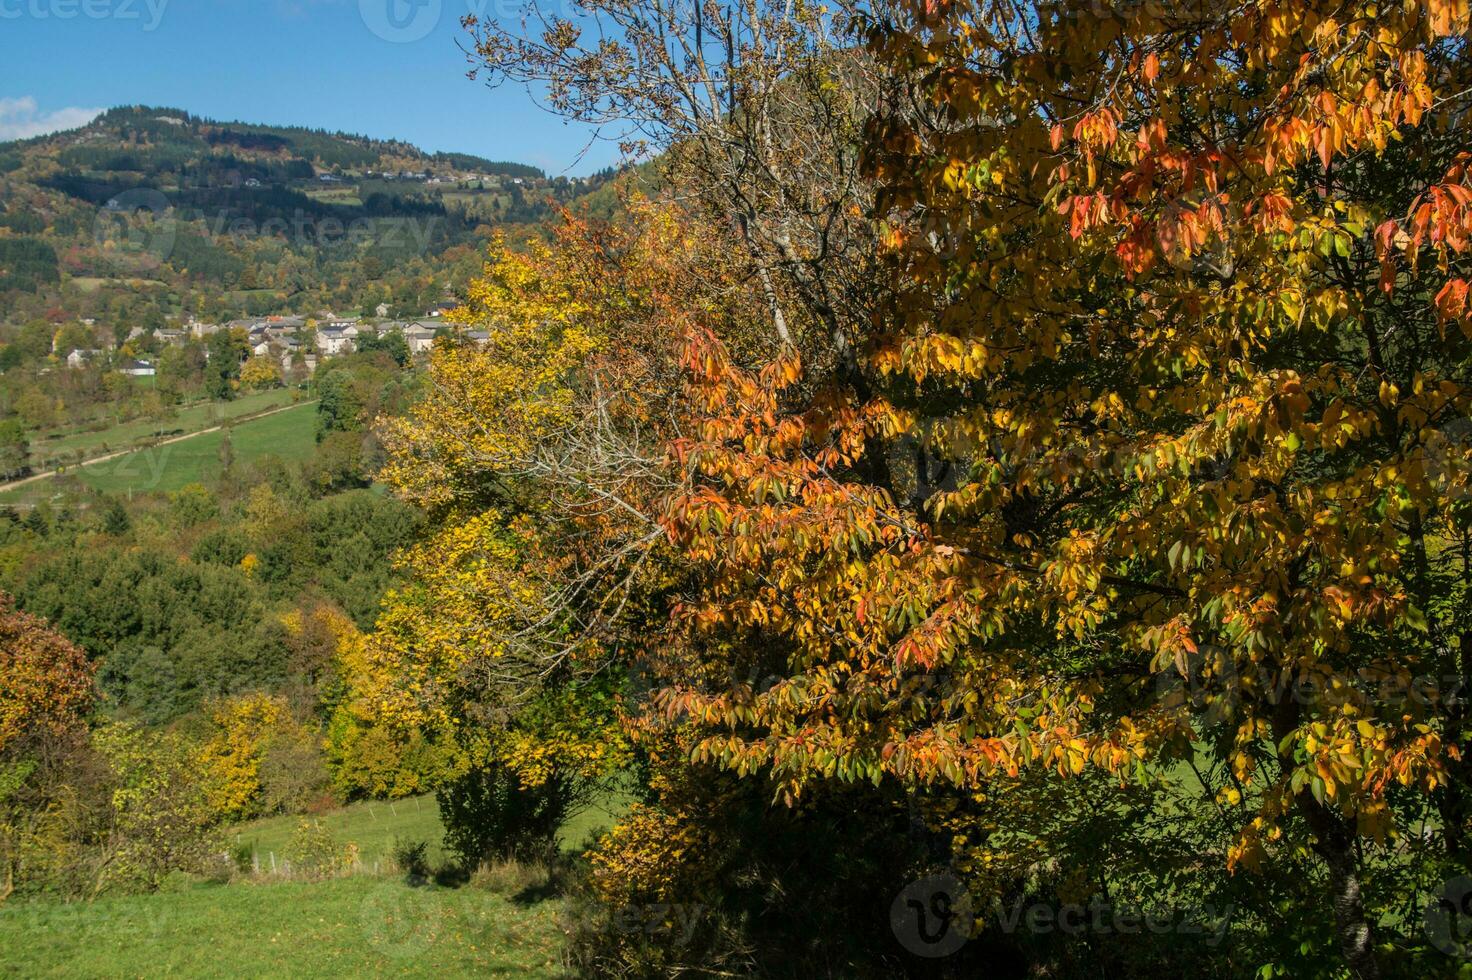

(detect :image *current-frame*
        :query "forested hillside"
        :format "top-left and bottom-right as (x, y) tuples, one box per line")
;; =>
(0, 106), (607, 330)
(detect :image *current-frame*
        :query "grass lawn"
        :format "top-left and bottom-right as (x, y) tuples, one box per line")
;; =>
(0, 788), (634, 978)
(75, 402), (318, 496)
(233, 796), (448, 872)
(232, 789), (630, 872)
(0, 876), (568, 978)
(32, 388), (300, 464)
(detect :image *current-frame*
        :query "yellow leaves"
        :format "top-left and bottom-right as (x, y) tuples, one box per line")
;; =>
(1227, 816), (1274, 874)
(197, 692), (289, 821)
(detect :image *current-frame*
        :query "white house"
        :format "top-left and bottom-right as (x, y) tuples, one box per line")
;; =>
(120, 359), (156, 377)
(402, 322), (437, 355)
(66, 349), (103, 369)
(316, 328), (354, 357)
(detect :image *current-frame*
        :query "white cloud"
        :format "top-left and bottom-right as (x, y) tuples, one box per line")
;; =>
(0, 97), (104, 142)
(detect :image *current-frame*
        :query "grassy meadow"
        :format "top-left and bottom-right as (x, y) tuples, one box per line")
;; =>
(232, 795), (448, 872)
(75, 401), (317, 495)
(1, 400), (317, 506)
(231, 790), (630, 872)
(30, 388), (300, 465)
(0, 790), (632, 978)
(0, 875), (568, 978)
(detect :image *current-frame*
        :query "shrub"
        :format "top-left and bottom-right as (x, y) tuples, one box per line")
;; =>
(283, 818), (347, 879)
(391, 837), (430, 884)
(229, 840), (254, 875)
(437, 762), (565, 868)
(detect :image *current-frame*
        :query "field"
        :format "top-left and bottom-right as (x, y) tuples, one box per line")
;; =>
(232, 790), (629, 871)
(31, 388), (300, 464)
(77, 402), (318, 495)
(0, 791), (632, 978)
(0, 400), (317, 505)
(233, 795), (448, 872)
(0, 876), (568, 978)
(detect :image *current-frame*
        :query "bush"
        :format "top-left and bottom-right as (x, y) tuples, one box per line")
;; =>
(229, 840), (254, 874)
(437, 763), (566, 868)
(169, 482), (218, 527)
(283, 818), (347, 879)
(391, 837), (430, 884)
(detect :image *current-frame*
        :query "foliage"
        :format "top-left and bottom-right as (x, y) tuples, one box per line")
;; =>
(0, 421), (29, 481)
(92, 722), (217, 893)
(436, 683), (630, 869)
(239, 356), (282, 390)
(0, 596), (97, 901)
(198, 692), (290, 821)
(283, 818), (351, 879)
(0, 593), (94, 758)
(169, 481), (219, 526)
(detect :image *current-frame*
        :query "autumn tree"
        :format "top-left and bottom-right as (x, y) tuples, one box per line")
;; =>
(464, 0), (896, 369)
(239, 355), (282, 391)
(639, 0), (1472, 975)
(0, 595), (95, 901)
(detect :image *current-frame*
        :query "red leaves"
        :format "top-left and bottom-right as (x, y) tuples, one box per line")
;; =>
(1434, 278), (1470, 324)
(1059, 192), (1116, 240)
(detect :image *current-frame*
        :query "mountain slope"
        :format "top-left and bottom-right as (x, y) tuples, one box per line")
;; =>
(0, 106), (600, 329)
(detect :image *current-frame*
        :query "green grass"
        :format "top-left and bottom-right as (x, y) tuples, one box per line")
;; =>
(0, 876), (568, 978)
(231, 788), (630, 872)
(73, 402), (317, 496)
(0, 789), (633, 978)
(32, 388), (299, 463)
(233, 795), (448, 871)
(0, 401), (318, 505)
(66, 275), (169, 292)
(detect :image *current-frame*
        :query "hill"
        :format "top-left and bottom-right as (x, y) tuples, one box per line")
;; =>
(0, 106), (607, 331)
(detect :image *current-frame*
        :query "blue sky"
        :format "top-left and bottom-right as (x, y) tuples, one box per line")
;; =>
(0, 0), (619, 176)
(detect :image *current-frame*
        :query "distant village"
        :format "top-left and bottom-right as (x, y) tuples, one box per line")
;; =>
(60, 303), (490, 379)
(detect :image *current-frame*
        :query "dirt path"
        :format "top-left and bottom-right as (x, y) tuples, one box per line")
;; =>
(0, 400), (317, 495)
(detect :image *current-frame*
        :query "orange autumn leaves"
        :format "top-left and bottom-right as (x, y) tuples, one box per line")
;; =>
(0, 595), (93, 757)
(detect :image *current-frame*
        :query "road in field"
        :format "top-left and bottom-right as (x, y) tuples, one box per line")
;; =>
(0, 401), (317, 495)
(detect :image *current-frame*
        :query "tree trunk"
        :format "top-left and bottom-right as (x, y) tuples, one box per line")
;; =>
(1273, 694), (1381, 979)
(1301, 797), (1381, 979)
